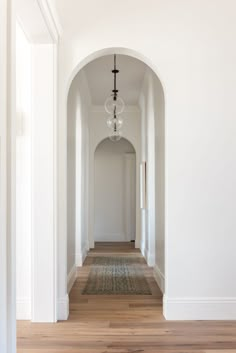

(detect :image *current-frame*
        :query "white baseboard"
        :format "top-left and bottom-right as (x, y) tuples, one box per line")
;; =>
(16, 298), (31, 320)
(57, 294), (69, 320)
(67, 264), (77, 293)
(76, 246), (87, 267)
(163, 295), (236, 320)
(153, 265), (165, 293)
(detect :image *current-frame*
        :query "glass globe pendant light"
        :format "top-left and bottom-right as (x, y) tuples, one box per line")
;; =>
(108, 110), (123, 142)
(105, 96), (125, 115)
(107, 110), (123, 131)
(104, 54), (125, 142)
(109, 130), (122, 142)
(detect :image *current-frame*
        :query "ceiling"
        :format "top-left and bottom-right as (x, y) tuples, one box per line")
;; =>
(83, 54), (147, 106)
(48, 0), (157, 39)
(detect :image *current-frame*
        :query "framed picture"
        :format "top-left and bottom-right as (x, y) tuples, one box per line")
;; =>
(140, 161), (146, 209)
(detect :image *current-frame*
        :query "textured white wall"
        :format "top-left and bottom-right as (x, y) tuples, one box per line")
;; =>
(15, 23), (32, 320)
(94, 138), (135, 242)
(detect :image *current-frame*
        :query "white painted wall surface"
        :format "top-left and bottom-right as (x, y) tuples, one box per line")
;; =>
(0, 0), (16, 350)
(154, 71), (165, 292)
(94, 138), (135, 242)
(56, 0), (236, 319)
(67, 69), (90, 273)
(15, 23), (32, 320)
(31, 44), (56, 322)
(139, 70), (157, 266)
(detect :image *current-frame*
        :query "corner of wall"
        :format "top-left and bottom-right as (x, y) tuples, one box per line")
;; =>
(76, 245), (87, 267)
(16, 298), (31, 320)
(57, 294), (69, 321)
(67, 264), (77, 293)
(153, 265), (165, 293)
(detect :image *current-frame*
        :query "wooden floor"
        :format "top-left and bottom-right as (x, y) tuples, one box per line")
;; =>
(17, 242), (236, 353)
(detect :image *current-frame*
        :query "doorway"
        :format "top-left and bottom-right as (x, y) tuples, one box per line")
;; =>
(94, 138), (136, 243)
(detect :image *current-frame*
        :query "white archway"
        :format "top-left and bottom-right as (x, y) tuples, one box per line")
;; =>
(62, 48), (166, 320)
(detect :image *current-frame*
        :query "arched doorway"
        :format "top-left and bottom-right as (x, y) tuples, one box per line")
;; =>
(94, 138), (136, 244)
(64, 49), (165, 319)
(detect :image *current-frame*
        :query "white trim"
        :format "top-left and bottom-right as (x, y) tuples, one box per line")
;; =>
(52, 42), (58, 323)
(163, 295), (236, 320)
(67, 265), (76, 293)
(57, 295), (69, 321)
(16, 298), (31, 320)
(153, 265), (165, 293)
(76, 246), (87, 267)
(36, 0), (61, 43)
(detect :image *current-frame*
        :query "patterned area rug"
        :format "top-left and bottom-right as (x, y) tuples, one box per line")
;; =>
(82, 256), (152, 295)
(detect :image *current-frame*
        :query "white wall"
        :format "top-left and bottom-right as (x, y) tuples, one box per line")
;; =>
(31, 43), (57, 322)
(94, 138), (135, 242)
(88, 106), (141, 249)
(67, 69), (90, 277)
(15, 23), (32, 320)
(57, 0), (236, 320)
(139, 70), (157, 266)
(0, 0), (16, 350)
(154, 72), (165, 293)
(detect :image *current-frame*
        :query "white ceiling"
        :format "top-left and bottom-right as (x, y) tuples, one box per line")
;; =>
(48, 0), (155, 39)
(83, 54), (147, 106)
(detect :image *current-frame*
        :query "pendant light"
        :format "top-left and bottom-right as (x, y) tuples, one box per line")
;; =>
(105, 54), (124, 142)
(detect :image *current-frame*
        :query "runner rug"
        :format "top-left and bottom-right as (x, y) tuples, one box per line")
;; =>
(82, 256), (152, 295)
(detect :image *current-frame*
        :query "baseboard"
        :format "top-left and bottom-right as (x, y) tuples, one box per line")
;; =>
(153, 265), (165, 293)
(16, 298), (31, 320)
(67, 264), (77, 293)
(57, 294), (69, 320)
(163, 295), (236, 320)
(76, 246), (87, 267)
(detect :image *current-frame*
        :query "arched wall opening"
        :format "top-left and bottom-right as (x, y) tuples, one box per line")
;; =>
(94, 137), (136, 243)
(65, 48), (165, 318)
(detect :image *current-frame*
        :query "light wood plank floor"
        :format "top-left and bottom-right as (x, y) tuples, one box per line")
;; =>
(17, 242), (236, 353)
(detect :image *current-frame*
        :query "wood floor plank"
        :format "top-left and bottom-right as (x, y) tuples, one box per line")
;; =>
(17, 242), (236, 352)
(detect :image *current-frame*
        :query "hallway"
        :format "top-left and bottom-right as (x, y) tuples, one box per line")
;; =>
(17, 243), (236, 352)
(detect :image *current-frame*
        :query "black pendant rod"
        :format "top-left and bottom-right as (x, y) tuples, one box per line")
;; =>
(112, 54), (119, 101)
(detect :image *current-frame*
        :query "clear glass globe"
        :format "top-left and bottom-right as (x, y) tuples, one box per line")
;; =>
(109, 130), (122, 142)
(104, 96), (125, 115)
(106, 116), (123, 131)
